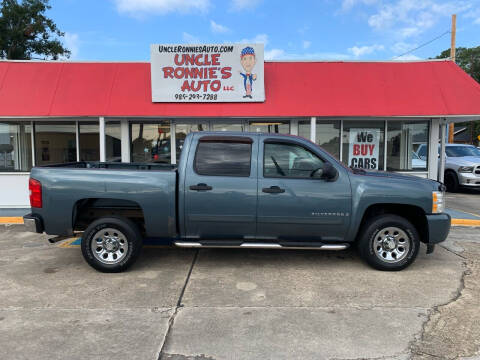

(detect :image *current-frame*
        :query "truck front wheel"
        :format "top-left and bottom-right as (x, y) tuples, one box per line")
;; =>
(81, 216), (143, 272)
(357, 214), (420, 271)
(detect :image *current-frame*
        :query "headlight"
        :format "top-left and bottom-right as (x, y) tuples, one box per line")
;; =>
(432, 191), (445, 213)
(458, 166), (474, 173)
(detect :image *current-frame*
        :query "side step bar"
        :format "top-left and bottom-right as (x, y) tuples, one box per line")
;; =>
(174, 242), (348, 251)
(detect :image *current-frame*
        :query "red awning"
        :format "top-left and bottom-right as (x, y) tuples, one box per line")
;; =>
(1, 60), (480, 118)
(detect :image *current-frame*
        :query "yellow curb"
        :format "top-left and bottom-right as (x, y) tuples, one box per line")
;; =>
(0, 217), (24, 224)
(451, 219), (480, 226)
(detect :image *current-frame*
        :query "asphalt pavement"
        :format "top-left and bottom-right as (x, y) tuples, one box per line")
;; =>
(1, 223), (479, 359)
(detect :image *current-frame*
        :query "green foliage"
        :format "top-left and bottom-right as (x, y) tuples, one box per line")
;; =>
(435, 46), (480, 83)
(435, 46), (480, 144)
(0, 0), (70, 60)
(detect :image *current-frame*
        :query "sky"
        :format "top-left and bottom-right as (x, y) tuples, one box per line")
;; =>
(48, 0), (480, 61)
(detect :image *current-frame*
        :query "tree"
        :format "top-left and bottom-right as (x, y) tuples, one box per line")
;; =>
(0, 0), (70, 60)
(436, 46), (480, 144)
(435, 46), (480, 83)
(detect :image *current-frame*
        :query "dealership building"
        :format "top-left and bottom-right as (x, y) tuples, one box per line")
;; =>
(1, 55), (480, 208)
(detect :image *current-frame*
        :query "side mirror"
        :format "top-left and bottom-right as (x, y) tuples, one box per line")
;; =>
(321, 162), (338, 181)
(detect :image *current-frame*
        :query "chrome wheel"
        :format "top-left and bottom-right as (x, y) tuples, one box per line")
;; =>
(91, 228), (129, 265)
(373, 226), (410, 263)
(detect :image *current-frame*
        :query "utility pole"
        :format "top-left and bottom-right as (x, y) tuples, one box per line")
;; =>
(448, 14), (456, 143)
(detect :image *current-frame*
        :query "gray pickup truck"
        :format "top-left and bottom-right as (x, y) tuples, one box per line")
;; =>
(24, 132), (450, 272)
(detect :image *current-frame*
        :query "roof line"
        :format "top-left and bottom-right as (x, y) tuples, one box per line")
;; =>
(0, 59), (452, 64)
(1, 114), (479, 119)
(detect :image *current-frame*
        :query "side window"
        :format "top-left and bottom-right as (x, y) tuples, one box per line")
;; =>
(194, 140), (252, 177)
(264, 142), (325, 178)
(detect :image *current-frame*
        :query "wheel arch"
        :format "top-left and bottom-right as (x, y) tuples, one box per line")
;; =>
(356, 203), (428, 244)
(72, 198), (146, 235)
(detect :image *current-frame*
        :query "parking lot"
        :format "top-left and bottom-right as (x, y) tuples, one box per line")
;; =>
(1, 218), (479, 360)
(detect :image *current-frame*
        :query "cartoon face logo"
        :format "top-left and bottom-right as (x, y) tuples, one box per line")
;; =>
(240, 47), (257, 99)
(241, 51), (256, 73)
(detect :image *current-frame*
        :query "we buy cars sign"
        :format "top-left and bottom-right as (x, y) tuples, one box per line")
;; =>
(348, 128), (380, 170)
(150, 43), (265, 102)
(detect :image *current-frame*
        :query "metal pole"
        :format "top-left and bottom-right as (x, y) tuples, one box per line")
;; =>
(448, 14), (456, 144)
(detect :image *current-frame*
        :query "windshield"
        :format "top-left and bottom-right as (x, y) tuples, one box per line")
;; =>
(445, 146), (480, 157)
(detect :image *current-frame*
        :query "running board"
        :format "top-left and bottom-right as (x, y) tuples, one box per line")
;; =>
(174, 241), (348, 251)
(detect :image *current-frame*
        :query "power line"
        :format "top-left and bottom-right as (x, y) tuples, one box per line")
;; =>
(392, 30), (451, 59)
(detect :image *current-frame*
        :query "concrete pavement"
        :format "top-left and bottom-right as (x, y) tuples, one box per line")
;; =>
(0, 224), (479, 359)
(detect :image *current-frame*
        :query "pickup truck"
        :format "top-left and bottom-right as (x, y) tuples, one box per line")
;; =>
(24, 132), (451, 272)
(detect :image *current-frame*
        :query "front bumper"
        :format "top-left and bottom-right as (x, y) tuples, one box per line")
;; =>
(458, 172), (480, 187)
(23, 213), (44, 233)
(425, 213), (451, 244)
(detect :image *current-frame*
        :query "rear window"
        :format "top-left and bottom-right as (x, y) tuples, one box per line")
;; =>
(194, 140), (252, 177)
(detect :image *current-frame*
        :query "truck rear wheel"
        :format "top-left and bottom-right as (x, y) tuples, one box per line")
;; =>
(81, 216), (143, 272)
(357, 214), (420, 271)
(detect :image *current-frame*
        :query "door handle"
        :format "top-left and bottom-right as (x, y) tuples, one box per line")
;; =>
(189, 183), (213, 191)
(262, 186), (285, 194)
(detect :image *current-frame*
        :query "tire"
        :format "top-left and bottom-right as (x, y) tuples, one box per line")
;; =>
(444, 171), (459, 192)
(357, 214), (420, 271)
(81, 216), (143, 273)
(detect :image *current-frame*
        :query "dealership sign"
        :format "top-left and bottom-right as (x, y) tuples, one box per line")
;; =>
(348, 129), (380, 170)
(150, 44), (265, 102)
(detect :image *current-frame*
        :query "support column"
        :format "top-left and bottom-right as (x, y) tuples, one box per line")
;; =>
(170, 122), (176, 165)
(339, 119), (344, 162)
(290, 119), (298, 136)
(120, 119), (130, 163)
(99, 117), (106, 162)
(310, 117), (316, 143)
(30, 121), (36, 166)
(428, 119), (440, 180)
(75, 121), (80, 162)
(438, 120), (447, 183)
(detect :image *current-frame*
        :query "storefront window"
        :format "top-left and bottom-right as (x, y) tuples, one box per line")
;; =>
(0, 122), (32, 172)
(299, 120), (341, 159)
(131, 121), (171, 163)
(175, 122), (208, 162)
(342, 121), (385, 170)
(79, 123), (99, 161)
(34, 122), (76, 166)
(249, 121), (290, 134)
(105, 121), (121, 162)
(212, 123), (244, 132)
(386, 121), (428, 171)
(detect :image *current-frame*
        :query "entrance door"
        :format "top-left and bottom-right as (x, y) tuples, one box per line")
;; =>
(257, 138), (352, 242)
(184, 134), (258, 240)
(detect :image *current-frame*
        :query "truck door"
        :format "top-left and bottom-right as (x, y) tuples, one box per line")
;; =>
(256, 138), (352, 242)
(184, 134), (258, 240)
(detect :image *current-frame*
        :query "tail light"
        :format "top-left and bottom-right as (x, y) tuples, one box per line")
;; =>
(29, 178), (42, 208)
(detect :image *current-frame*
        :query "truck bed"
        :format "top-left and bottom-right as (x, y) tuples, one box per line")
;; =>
(30, 162), (177, 238)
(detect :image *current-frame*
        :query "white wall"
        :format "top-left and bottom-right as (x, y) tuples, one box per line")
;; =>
(0, 173), (30, 208)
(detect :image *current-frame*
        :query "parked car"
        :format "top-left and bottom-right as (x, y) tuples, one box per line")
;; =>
(412, 151), (427, 169)
(416, 143), (480, 192)
(24, 132), (450, 272)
